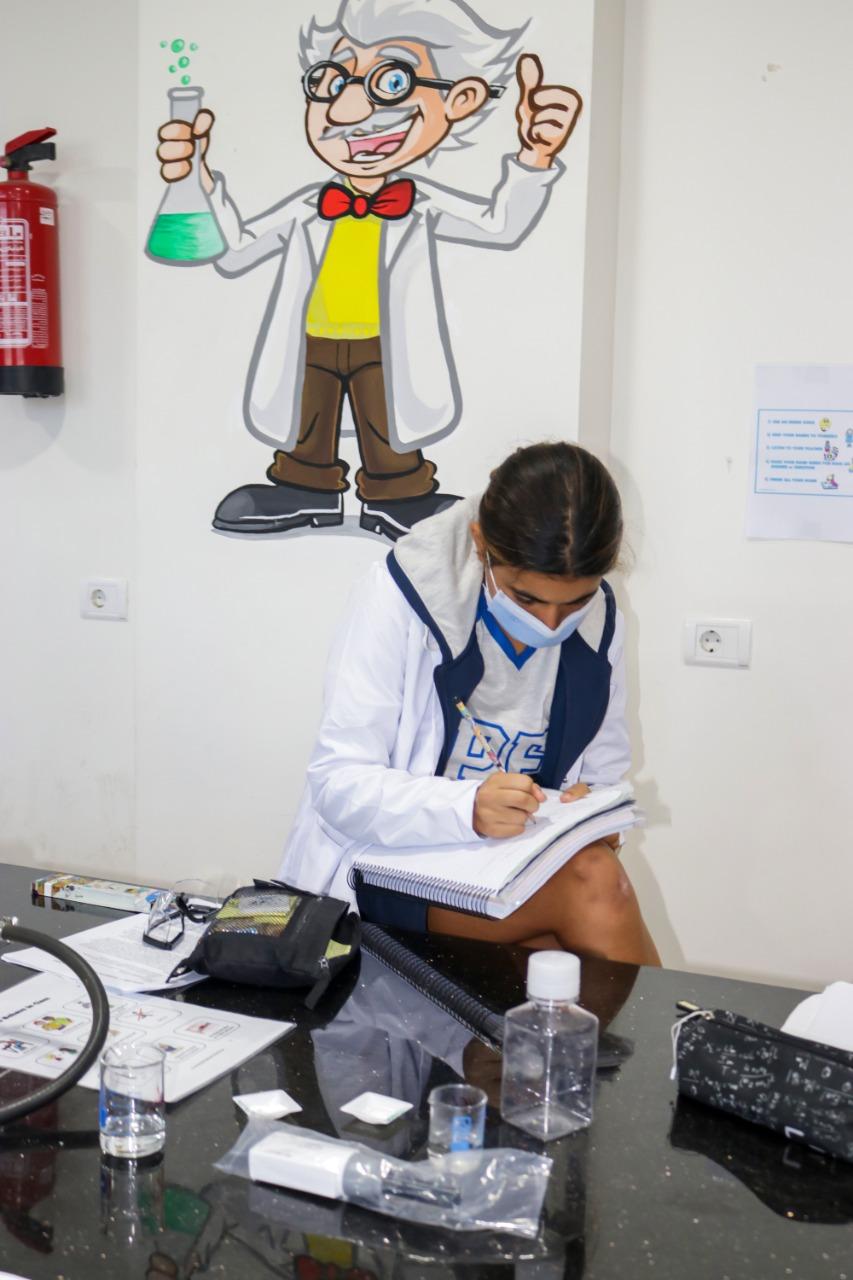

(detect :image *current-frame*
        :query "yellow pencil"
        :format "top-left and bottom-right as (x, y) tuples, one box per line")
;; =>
(454, 697), (506, 772)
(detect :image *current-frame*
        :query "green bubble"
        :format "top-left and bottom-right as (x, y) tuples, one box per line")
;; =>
(178, 56), (190, 68)
(160, 40), (168, 48)
(171, 38), (185, 53)
(168, 64), (177, 73)
(189, 42), (198, 51)
(181, 74), (191, 85)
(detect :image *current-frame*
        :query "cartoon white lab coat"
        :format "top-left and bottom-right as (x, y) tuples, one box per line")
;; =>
(209, 156), (564, 451)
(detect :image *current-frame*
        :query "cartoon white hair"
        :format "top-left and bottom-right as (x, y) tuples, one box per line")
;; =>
(299, 0), (527, 153)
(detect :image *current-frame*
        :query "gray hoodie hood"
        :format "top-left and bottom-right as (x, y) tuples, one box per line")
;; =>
(390, 496), (609, 658)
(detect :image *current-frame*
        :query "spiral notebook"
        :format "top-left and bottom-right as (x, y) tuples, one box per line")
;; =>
(350, 784), (637, 919)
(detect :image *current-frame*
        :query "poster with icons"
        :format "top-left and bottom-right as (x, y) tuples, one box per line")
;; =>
(748, 365), (853, 542)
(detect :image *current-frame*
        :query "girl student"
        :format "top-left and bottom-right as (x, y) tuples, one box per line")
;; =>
(280, 441), (660, 966)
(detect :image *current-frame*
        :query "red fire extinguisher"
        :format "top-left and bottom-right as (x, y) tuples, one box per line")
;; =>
(0, 127), (63, 397)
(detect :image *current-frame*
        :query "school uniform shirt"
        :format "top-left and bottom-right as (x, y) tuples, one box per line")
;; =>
(278, 497), (630, 904)
(443, 592), (561, 781)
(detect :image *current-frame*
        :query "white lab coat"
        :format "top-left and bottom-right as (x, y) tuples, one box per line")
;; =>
(210, 156), (564, 451)
(279, 500), (630, 904)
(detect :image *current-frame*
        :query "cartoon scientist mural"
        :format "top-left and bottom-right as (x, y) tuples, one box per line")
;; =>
(150, 0), (582, 540)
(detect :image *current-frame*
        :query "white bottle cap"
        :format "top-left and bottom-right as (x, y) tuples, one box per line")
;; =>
(526, 951), (581, 1001)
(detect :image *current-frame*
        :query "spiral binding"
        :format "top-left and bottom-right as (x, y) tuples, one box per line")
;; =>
(348, 864), (493, 915)
(360, 921), (505, 1048)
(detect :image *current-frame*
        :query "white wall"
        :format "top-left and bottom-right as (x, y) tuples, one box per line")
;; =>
(4, 0), (851, 992)
(0, 0), (138, 875)
(610, 0), (853, 988)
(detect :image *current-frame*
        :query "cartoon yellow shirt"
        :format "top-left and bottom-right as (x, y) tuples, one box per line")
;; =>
(305, 210), (382, 340)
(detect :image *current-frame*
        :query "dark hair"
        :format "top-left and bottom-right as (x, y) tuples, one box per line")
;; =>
(478, 442), (623, 577)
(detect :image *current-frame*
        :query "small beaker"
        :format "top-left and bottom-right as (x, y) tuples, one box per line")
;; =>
(146, 85), (226, 265)
(427, 1083), (486, 1157)
(100, 1042), (166, 1159)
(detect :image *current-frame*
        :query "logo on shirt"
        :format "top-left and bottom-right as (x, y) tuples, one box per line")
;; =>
(456, 719), (546, 779)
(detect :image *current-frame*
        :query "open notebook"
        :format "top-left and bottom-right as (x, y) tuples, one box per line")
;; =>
(350, 784), (638, 919)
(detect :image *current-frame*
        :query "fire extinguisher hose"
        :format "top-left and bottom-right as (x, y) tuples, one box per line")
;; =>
(0, 918), (110, 1125)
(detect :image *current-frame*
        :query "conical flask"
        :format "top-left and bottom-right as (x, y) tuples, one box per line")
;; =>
(146, 85), (226, 265)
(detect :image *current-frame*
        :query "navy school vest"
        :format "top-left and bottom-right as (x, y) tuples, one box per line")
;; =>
(386, 552), (617, 789)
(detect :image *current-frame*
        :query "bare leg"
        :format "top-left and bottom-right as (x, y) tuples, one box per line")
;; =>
(428, 841), (661, 967)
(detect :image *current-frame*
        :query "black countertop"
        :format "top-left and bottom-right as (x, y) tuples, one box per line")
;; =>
(0, 863), (851, 1279)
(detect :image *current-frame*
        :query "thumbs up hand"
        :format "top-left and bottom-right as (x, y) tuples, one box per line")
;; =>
(515, 54), (582, 170)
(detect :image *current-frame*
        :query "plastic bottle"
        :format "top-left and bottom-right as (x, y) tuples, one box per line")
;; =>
(500, 951), (598, 1140)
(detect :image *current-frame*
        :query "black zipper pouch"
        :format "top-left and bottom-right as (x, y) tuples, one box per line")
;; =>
(675, 1006), (853, 1164)
(170, 880), (361, 1008)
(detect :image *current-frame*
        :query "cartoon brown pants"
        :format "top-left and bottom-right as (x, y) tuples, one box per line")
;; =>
(268, 336), (437, 501)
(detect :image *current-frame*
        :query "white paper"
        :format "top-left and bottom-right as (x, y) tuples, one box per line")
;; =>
(0, 972), (293, 1103)
(748, 365), (853, 542)
(2, 912), (207, 993)
(782, 981), (853, 1053)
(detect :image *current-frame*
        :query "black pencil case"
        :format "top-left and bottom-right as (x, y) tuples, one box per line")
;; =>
(674, 1005), (853, 1164)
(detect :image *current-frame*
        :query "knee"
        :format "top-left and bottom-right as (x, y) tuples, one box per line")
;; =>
(561, 842), (633, 907)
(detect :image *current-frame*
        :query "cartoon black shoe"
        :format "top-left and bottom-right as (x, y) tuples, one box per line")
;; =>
(359, 492), (462, 542)
(213, 483), (344, 534)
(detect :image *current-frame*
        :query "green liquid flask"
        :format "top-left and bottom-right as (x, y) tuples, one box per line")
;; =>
(145, 85), (226, 266)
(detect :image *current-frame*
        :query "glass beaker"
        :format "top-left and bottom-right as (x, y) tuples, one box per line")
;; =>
(145, 85), (226, 265)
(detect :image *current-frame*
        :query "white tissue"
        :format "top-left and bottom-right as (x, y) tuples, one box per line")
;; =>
(234, 1089), (302, 1120)
(782, 981), (853, 1053)
(339, 1091), (413, 1125)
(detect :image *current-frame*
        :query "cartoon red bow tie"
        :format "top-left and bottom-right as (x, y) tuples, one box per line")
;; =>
(318, 178), (415, 221)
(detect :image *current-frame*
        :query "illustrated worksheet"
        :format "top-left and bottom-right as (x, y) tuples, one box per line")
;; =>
(0, 973), (292, 1102)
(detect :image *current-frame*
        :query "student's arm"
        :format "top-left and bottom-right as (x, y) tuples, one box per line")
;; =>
(306, 564), (481, 848)
(573, 611), (631, 787)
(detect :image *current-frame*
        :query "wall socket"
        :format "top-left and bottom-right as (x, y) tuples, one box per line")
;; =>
(80, 579), (128, 621)
(683, 618), (751, 668)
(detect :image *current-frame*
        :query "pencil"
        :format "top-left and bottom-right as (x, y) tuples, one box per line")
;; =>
(454, 697), (506, 772)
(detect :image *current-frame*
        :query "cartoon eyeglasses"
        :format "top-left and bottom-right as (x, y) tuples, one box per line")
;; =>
(302, 59), (505, 106)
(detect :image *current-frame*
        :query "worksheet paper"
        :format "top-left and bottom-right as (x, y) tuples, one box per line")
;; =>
(748, 365), (853, 542)
(0, 973), (292, 1103)
(1, 912), (207, 993)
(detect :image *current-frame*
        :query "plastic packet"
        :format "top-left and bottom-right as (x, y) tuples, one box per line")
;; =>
(215, 1119), (552, 1237)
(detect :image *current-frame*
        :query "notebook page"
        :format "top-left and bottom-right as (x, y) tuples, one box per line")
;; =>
(353, 784), (631, 892)
(491, 806), (640, 917)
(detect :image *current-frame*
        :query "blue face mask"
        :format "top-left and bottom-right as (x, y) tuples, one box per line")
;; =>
(483, 554), (596, 649)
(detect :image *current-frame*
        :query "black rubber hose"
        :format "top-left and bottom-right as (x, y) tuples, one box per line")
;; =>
(0, 918), (110, 1126)
(360, 922), (505, 1047)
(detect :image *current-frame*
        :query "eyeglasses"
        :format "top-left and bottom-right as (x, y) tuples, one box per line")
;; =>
(143, 891), (217, 951)
(303, 59), (505, 106)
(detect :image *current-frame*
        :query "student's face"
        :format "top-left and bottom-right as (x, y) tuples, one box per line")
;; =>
(471, 522), (602, 632)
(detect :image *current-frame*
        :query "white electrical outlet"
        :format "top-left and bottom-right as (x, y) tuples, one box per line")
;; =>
(683, 619), (751, 668)
(80, 579), (128, 621)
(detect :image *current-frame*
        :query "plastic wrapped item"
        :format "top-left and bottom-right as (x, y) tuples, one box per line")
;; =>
(215, 1119), (552, 1237)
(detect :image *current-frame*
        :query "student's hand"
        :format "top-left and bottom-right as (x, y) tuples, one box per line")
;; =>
(157, 109), (215, 194)
(473, 772), (545, 838)
(561, 781), (620, 848)
(560, 782), (590, 804)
